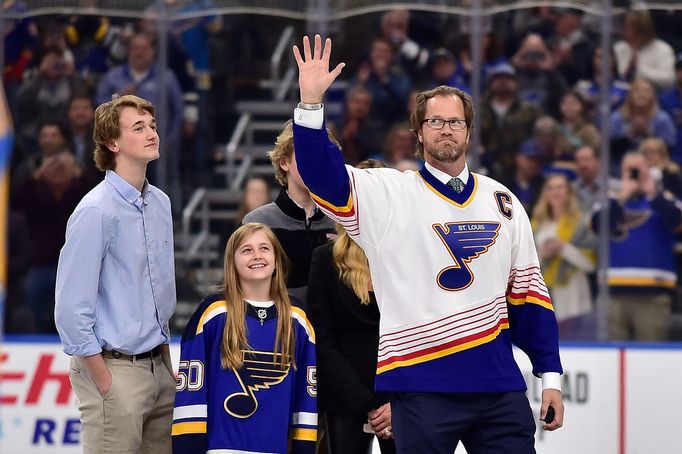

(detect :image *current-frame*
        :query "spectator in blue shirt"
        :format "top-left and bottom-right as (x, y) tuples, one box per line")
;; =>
(96, 33), (183, 143)
(97, 32), (184, 203)
(427, 48), (471, 94)
(609, 78), (676, 170)
(350, 37), (411, 147)
(55, 94), (176, 454)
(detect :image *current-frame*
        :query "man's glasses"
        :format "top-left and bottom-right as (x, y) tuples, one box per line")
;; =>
(423, 118), (467, 131)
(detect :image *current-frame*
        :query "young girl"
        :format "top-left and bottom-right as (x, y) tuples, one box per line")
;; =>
(172, 223), (317, 454)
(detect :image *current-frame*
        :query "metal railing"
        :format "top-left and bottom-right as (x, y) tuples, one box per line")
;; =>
(271, 26), (296, 101)
(178, 26), (298, 277)
(224, 112), (253, 190)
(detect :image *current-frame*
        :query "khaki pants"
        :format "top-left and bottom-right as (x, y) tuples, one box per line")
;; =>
(609, 292), (672, 341)
(69, 353), (176, 453)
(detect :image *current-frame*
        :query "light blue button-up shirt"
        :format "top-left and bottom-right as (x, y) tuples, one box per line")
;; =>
(55, 170), (176, 356)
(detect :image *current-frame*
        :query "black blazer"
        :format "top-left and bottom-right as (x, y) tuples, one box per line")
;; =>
(307, 243), (387, 416)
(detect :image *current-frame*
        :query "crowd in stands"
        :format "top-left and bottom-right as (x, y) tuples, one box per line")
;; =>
(4, 2), (223, 333)
(4, 4), (682, 342)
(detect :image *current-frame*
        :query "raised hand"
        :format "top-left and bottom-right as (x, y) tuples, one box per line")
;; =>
(293, 34), (345, 104)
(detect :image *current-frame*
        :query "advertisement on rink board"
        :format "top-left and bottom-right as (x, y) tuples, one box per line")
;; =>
(1, 339), (681, 453)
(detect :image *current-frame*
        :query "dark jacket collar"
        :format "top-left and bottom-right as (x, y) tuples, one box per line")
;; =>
(274, 188), (326, 221)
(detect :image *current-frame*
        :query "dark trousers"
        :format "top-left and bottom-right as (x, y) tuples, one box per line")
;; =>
(325, 412), (396, 454)
(391, 392), (535, 454)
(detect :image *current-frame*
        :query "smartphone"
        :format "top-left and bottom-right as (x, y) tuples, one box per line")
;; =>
(542, 405), (555, 423)
(524, 51), (545, 62)
(629, 168), (640, 180)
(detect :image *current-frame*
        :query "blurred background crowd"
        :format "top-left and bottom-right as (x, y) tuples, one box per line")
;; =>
(4, 0), (682, 343)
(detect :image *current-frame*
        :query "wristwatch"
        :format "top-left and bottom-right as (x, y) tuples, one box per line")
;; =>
(297, 101), (324, 110)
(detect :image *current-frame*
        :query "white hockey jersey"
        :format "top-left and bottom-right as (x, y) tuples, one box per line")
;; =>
(294, 121), (562, 393)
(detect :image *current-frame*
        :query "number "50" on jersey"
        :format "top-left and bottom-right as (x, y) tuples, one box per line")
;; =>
(176, 360), (205, 391)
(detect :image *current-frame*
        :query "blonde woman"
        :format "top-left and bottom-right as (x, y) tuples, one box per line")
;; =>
(609, 78), (676, 154)
(532, 174), (597, 340)
(639, 137), (682, 197)
(172, 223), (317, 454)
(307, 160), (396, 454)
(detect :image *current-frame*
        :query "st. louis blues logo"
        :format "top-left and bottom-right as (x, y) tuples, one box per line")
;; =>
(224, 350), (290, 419)
(433, 222), (501, 291)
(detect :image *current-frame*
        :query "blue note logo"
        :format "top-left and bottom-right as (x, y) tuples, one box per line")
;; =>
(433, 222), (501, 291)
(224, 350), (290, 419)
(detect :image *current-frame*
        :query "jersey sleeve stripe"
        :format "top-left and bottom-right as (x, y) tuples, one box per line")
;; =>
(291, 307), (315, 343)
(171, 421), (207, 436)
(291, 428), (317, 441)
(173, 404), (208, 421)
(507, 266), (554, 310)
(291, 411), (318, 426)
(507, 295), (554, 311)
(196, 301), (227, 335)
(310, 192), (354, 215)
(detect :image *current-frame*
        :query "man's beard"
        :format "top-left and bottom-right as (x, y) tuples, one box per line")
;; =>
(424, 138), (467, 163)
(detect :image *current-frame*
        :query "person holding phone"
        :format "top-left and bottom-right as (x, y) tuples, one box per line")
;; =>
(592, 151), (682, 341)
(510, 33), (568, 117)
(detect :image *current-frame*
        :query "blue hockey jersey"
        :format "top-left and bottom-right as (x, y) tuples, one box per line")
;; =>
(172, 294), (317, 454)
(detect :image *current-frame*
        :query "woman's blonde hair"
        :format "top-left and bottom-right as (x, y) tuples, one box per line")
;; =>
(625, 11), (656, 45)
(332, 159), (387, 304)
(532, 173), (580, 226)
(220, 223), (294, 370)
(620, 78), (659, 120)
(639, 137), (679, 173)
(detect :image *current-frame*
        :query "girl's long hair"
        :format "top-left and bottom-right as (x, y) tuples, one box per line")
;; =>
(220, 223), (294, 370)
(332, 159), (387, 304)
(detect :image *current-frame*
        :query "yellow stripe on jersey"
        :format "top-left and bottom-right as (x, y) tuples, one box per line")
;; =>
(291, 428), (317, 441)
(418, 173), (478, 208)
(196, 300), (227, 335)
(506, 295), (555, 311)
(377, 322), (509, 374)
(310, 191), (354, 214)
(291, 306), (316, 343)
(171, 421), (207, 436)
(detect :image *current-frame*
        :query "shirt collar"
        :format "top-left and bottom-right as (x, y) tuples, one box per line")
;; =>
(425, 161), (469, 185)
(105, 170), (150, 208)
(275, 188), (324, 221)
